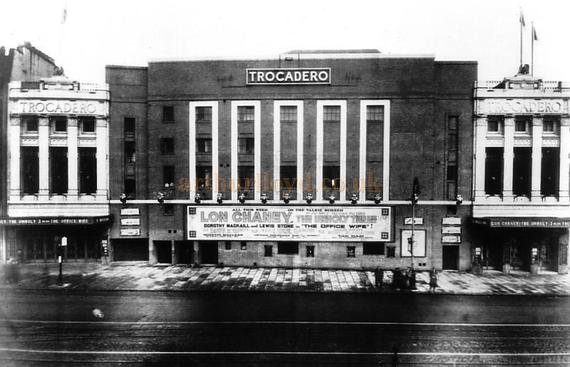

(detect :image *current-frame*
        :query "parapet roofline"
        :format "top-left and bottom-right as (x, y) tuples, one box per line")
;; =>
(148, 53), (437, 63)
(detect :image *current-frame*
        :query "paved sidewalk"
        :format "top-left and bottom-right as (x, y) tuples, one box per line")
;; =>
(1, 263), (570, 295)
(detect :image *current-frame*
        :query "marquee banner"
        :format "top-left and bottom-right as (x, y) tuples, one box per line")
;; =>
(187, 206), (392, 242)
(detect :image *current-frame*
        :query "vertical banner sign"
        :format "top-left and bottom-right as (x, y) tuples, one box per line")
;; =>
(187, 206), (392, 242)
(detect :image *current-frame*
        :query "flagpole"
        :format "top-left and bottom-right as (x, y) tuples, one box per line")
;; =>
(519, 11), (524, 67)
(531, 22), (534, 76)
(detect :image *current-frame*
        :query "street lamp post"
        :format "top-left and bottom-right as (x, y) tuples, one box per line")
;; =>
(409, 177), (420, 290)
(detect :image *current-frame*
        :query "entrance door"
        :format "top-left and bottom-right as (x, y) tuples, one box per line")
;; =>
(442, 246), (459, 270)
(175, 241), (194, 264)
(155, 241), (172, 264)
(200, 241), (218, 265)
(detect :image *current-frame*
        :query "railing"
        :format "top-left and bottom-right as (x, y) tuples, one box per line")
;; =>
(475, 80), (570, 91)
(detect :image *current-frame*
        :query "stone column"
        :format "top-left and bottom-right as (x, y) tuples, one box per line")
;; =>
(502, 117), (515, 201)
(67, 117), (79, 197)
(96, 119), (108, 199)
(531, 118), (543, 202)
(474, 117), (487, 199)
(8, 117), (21, 200)
(559, 118), (570, 202)
(38, 117), (50, 198)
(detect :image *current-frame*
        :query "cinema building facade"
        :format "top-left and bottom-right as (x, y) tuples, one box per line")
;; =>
(2, 76), (110, 262)
(473, 75), (570, 273)
(106, 50), (478, 271)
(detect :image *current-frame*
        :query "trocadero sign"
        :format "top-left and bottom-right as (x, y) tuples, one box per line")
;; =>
(187, 206), (392, 242)
(246, 68), (331, 85)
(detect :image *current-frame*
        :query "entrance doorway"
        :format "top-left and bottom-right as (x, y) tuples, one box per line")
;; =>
(175, 241), (194, 264)
(154, 241), (172, 264)
(442, 246), (459, 270)
(199, 241), (218, 264)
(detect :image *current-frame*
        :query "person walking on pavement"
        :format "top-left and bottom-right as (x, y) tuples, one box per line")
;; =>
(429, 267), (438, 293)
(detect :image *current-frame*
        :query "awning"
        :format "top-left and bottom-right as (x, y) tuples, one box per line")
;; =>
(472, 217), (570, 228)
(0, 216), (112, 226)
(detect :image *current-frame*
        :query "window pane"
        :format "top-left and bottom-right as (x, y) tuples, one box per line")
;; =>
(366, 106), (384, 122)
(238, 138), (254, 154)
(323, 106), (340, 122)
(238, 106), (255, 122)
(124, 117), (135, 134)
(79, 148), (97, 194)
(162, 106), (174, 122)
(50, 147), (68, 194)
(196, 107), (212, 123)
(280, 106), (297, 122)
(22, 116), (38, 132)
(80, 116), (95, 133)
(21, 147), (39, 194)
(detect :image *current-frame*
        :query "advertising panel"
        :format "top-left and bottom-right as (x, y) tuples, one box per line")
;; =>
(187, 206), (392, 242)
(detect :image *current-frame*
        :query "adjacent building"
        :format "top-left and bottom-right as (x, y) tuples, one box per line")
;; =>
(2, 76), (110, 263)
(473, 74), (570, 273)
(106, 50), (477, 270)
(0, 43), (60, 262)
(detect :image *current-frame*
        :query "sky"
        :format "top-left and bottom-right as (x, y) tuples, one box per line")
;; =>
(1, 0), (569, 83)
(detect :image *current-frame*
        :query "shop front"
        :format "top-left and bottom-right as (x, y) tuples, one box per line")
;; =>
(0, 216), (111, 263)
(472, 217), (569, 273)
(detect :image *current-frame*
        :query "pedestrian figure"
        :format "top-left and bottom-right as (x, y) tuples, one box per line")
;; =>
(391, 345), (400, 367)
(375, 267), (384, 289)
(429, 267), (438, 293)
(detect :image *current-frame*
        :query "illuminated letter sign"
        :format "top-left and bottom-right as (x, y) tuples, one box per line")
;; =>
(246, 68), (331, 85)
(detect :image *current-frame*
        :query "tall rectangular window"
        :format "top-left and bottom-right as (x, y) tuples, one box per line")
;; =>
(21, 147), (39, 194)
(238, 106), (255, 123)
(541, 148), (560, 197)
(446, 115), (459, 200)
(196, 107), (212, 123)
(162, 106), (175, 123)
(50, 147), (68, 194)
(160, 138), (175, 155)
(513, 147), (531, 197)
(124, 117), (135, 137)
(163, 165), (175, 188)
(366, 105), (384, 200)
(196, 166), (212, 199)
(485, 147), (503, 196)
(280, 106), (297, 123)
(79, 147), (97, 194)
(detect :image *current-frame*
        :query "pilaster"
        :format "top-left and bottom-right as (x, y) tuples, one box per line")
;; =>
(96, 119), (108, 198)
(559, 118), (570, 202)
(531, 118), (543, 202)
(67, 117), (79, 197)
(38, 117), (50, 198)
(474, 117), (487, 199)
(8, 117), (21, 200)
(502, 117), (514, 200)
